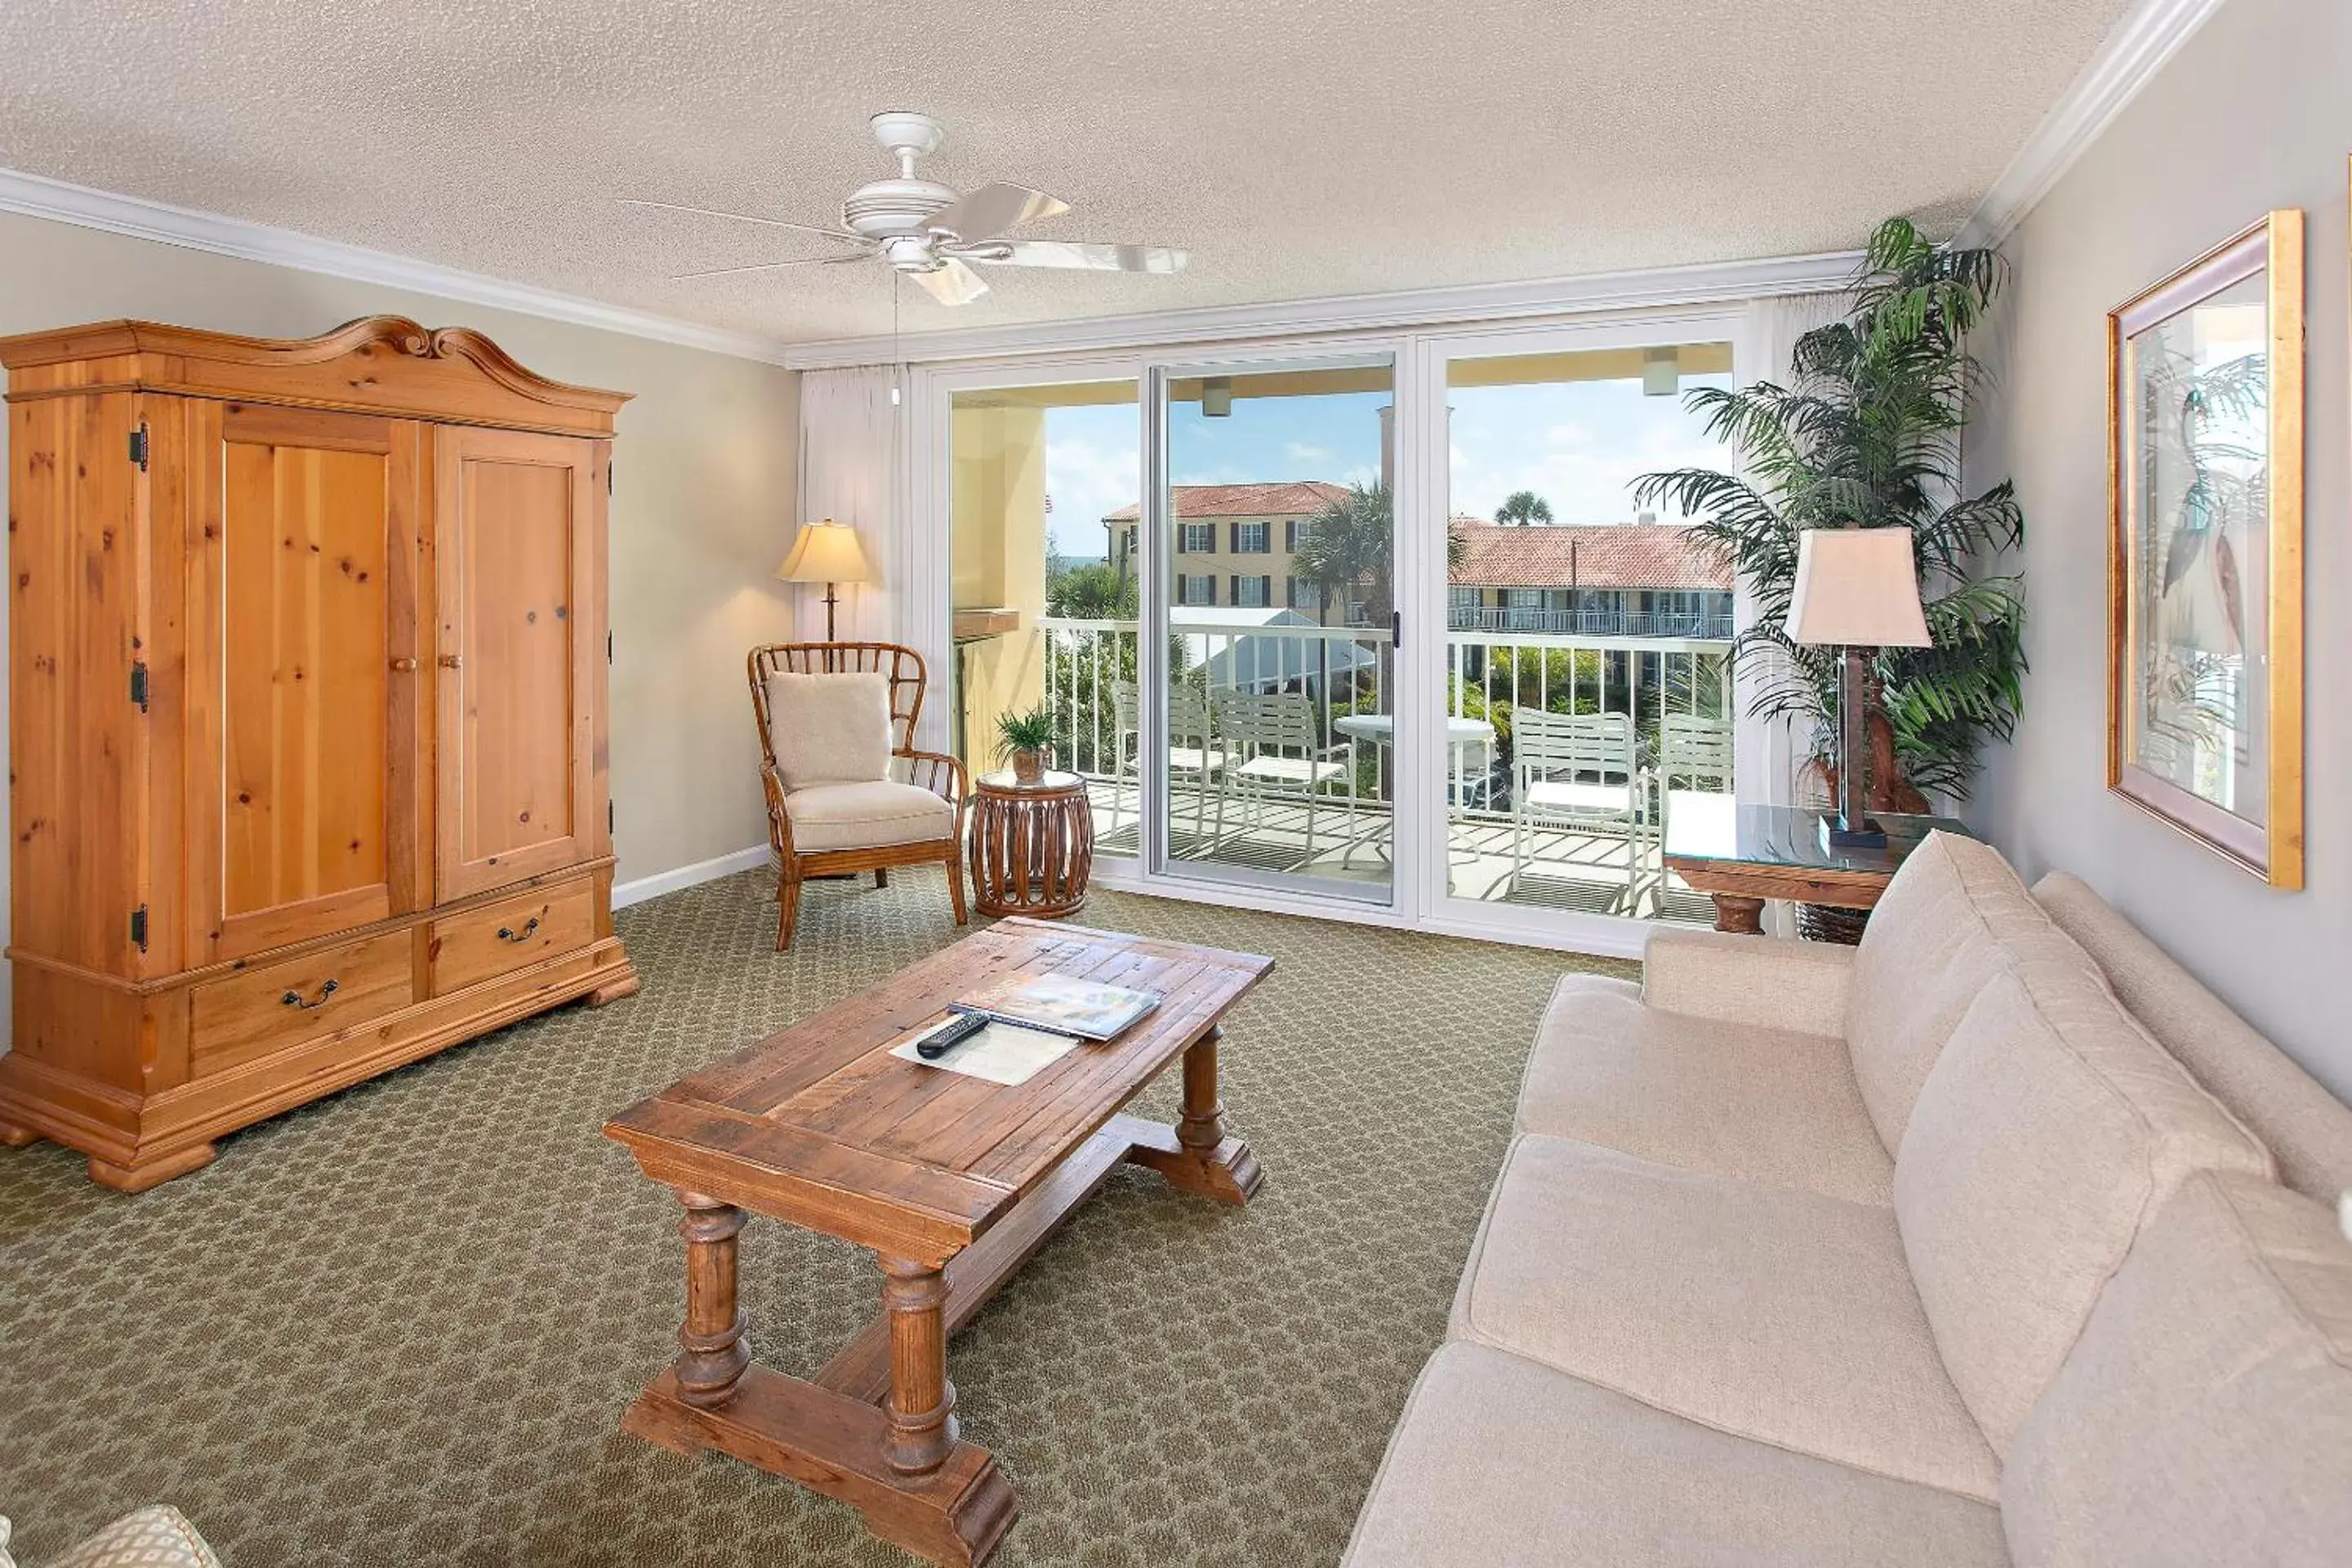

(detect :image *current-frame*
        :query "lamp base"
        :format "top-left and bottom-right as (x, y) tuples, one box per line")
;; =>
(1820, 813), (1888, 853)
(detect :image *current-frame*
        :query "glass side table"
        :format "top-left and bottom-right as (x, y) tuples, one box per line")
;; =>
(1659, 793), (1972, 940)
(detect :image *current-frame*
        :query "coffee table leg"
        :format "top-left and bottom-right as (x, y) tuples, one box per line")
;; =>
(880, 1257), (959, 1475)
(1710, 893), (1766, 934)
(675, 1190), (751, 1409)
(1126, 1026), (1263, 1206)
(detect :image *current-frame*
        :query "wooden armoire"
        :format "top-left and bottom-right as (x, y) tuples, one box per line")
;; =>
(0, 316), (639, 1191)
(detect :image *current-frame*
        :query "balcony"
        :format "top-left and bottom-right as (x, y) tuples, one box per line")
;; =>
(1023, 615), (1739, 921)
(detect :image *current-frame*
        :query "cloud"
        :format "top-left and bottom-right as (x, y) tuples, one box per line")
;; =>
(1285, 441), (1334, 463)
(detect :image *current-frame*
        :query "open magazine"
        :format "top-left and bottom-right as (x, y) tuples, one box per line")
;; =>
(949, 973), (1160, 1040)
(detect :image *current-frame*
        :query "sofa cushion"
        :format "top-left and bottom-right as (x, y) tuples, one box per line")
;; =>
(1450, 1134), (1998, 1499)
(1894, 964), (2274, 1454)
(786, 780), (954, 853)
(2034, 871), (2352, 1205)
(1343, 1342), (2009, 1568)
(1847, 831), (2092, 1154)
(1518, 972), (1893, 1205)
(2002, 1172), (2352, 1568)
(764, 670), (893, 791)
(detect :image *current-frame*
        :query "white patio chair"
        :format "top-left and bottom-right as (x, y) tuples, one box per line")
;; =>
(1508, 709), (1645, 902)
(1657, 713), (1735, 823)
(1107, 680), (1226, 842)
(1211, 690), (1356, 869)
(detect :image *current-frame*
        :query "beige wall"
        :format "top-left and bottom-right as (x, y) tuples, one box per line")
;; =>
(1967, 0), (2352, 1099)
(0, 209), (801, 1042)
(949, 401), (1049, 768)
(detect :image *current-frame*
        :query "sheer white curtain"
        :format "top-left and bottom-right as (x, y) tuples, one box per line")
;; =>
(1731, 291), (1848, 809)
(795, 366), (903, 643)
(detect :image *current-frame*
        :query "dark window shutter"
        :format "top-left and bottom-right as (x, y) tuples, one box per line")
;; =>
(1228, 574), (1240, 604)
(1175, 523), (1188, 554)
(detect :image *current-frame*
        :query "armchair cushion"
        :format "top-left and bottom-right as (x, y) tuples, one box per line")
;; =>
(765, 671), (892, 791)
(786, 781), (956, 853)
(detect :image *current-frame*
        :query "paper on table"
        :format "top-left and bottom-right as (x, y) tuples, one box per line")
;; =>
(889, 1019), (1082, 1086)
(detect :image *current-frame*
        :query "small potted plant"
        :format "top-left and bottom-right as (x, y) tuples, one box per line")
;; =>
(996, 707), (1054, 785)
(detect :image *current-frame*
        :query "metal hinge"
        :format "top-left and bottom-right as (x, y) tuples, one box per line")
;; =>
(130, 905), (148, 952)
(608, 800), (616, 834)
(128, 423), (149, 471)
(130, 661), (149, 711)
(607, 630), (613, 664)
(607, 460), (613, 495)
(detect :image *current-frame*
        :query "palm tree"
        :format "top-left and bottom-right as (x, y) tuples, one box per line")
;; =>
(1291, 482), (1468, 626)
(1632, 216), (2025, 807)
(1495, 489), (1553, 526)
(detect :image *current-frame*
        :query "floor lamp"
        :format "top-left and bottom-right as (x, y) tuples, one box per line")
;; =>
(776, 518), (875, 643)
(1785, 527), (1932, 851)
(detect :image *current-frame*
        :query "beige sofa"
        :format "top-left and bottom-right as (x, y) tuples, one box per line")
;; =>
(1343, 833), (2352, 1567)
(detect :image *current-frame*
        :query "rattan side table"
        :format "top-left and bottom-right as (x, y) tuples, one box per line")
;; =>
(968, 768), (1094, 919)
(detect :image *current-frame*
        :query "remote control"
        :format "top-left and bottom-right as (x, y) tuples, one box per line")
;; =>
(915, 1012), (989, 1060)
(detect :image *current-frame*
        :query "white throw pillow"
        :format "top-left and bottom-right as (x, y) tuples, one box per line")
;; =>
(764, 671), (893, 791)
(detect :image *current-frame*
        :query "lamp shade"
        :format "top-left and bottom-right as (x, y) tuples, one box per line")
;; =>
(1785, 528), (1932, 648)
(775, 519), (875, 586)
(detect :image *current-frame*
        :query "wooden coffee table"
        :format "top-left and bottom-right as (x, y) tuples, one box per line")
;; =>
(604, 919), (1273, 1566)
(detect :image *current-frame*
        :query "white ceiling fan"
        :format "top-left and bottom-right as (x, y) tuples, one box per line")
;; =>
(625, 110), (1187, 307)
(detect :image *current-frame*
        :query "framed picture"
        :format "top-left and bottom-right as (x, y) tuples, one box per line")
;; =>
(2106, 209), (2304, 888)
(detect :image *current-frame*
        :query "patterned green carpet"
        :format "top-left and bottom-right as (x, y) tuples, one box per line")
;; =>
(0, 868), (1633, 1566)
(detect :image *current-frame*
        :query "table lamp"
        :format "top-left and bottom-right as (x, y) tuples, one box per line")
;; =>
(775, 518), (874, 642)
(1785, 527), (1933, 851)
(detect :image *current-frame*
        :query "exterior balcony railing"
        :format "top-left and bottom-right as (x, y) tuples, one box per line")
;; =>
(1012, 614), (1739, 920)
(1447, 605), (1735, 638)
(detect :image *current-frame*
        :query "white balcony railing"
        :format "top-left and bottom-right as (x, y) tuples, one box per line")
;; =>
(1449, 605), (1735, 638)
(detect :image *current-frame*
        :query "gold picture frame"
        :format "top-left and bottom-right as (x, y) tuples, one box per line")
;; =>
(2106, 208), (2303, 888)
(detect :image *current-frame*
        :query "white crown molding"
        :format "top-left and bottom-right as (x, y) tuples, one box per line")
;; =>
(0, 165), (798, 366)
(1955, 0), (2233, 249)
(777, 249), (1864, 370)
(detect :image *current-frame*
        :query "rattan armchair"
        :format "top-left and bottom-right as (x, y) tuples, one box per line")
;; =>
(748, 642), (971, 949)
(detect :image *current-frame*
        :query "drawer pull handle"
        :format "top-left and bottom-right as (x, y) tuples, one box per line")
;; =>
(281, 978), (341, 1010)
(389, 657), (420, 672)
(496, 916), (541, 944)
(439, 654), (464, 670)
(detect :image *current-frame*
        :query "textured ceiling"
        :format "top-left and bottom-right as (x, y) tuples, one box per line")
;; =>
(0, 0), (2134, 345)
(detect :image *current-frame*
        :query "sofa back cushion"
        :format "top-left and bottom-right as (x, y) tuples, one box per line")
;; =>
(1848, 832), (2087, 1153)
(1893, 961), (2274, 1453)
(2002, 1171), (2352, 1567)
(2034, 871), (2352, 1205)
(764, 671), (893, 791)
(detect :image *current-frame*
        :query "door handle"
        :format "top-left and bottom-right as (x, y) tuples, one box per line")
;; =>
(280, 978), (341, 1010)
(439, 654), (464, 670)
(390, 657), (420, 672)
(495, 916), (541, 944)
(1391, 610), (1403, 649)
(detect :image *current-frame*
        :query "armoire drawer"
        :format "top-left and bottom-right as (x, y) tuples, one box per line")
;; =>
(428, 878), (596, 996)
(189, 932), (418, 1077)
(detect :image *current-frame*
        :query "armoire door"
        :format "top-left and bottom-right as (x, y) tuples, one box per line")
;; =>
(188, 402), (427, 963)
(434, 425), (604, 901)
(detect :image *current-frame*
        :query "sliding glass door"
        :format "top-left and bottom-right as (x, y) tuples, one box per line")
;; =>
(1145, 354), (1398, 902)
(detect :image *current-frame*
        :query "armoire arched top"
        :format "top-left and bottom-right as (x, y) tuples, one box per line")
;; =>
(0, 314), (631, 437)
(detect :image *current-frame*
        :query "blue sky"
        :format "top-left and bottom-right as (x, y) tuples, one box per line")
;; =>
(1041, 372), (1734, 559)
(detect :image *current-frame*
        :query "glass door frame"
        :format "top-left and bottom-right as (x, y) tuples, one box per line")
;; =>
(1138, 341), (1424, 907)
(1403, 310), (1750, 953)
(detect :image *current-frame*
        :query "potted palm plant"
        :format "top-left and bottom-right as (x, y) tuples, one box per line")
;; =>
(1635, 217), (2026, 817)
(996, 706), (1055, 785)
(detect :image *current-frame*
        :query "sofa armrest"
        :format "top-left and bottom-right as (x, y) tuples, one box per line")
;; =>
(1641, 927), (1854, 1038)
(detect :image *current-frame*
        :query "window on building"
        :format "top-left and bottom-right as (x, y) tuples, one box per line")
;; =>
(1289, 575), (1321, 611)
(1179, 522), (1215, 555)
(1505, 587), (1545, 609)
(1232, 520), (1270, 554)
(1178, 573), (1216, 605)
(1232, 575), (1271, 608)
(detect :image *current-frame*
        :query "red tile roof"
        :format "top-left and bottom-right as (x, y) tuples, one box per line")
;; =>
(1102, 481), (1351, 523)
(1450, 521), (1731, 590)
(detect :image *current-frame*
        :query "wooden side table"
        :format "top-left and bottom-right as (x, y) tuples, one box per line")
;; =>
(968, 770), (1094, 919)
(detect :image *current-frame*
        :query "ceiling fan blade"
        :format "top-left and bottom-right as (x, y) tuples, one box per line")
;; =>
(961, 239), (1188, 274)
(669, 252), (872, 281)
(620, 198), (866, 246)
(926, 183), (1070, 243)
(910, 257), (990, 307)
